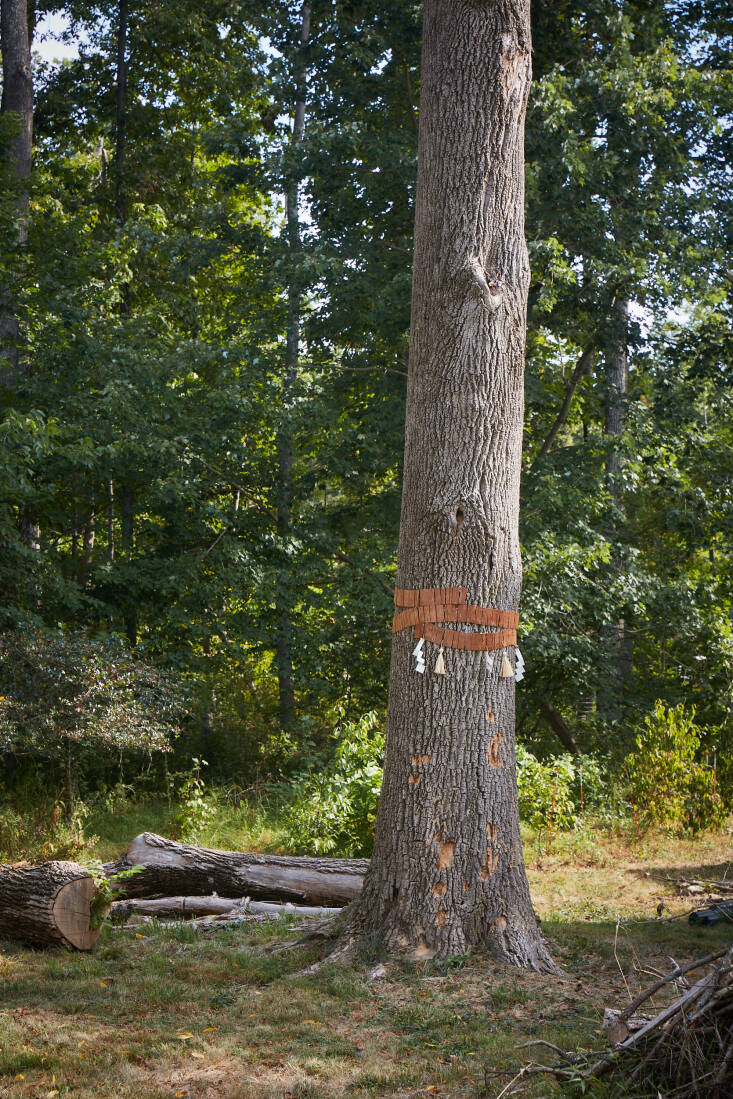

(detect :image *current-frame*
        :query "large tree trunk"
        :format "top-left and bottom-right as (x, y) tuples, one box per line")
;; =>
(0, 862), (103, 950)
(0, 0), (33, 383)
(275, 1), (311, 736)
(104, 833), (367, 906)
(347, 0), (553, 970)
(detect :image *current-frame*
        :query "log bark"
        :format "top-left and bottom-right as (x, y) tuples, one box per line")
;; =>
(0, 861), (102, 950)
(104, 833), (367, 906)
(111, 895), (342, 920)
(345, 0), (555, 969)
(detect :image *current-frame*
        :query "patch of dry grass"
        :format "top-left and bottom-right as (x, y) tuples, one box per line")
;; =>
(1, 829), (731, 1098)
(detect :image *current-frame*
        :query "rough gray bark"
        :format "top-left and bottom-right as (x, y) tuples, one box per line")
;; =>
(0, 861), (102, 950)
(275, 0), (311, 735)
(0, 0), (33, 381)
(104, 832), (367, 906)
(346, 0), (554, 969)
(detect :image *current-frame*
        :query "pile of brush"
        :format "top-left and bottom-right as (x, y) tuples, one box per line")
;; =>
(589, 946), (733, 1098)
(502, 948), (733, 1098)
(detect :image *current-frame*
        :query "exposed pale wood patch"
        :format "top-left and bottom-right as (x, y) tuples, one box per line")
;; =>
(487, 732), (504, 768)
(436, 840), (455, 872)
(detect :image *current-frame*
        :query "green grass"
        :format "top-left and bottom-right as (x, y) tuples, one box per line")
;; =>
(1, 818), (731, 1097)
(1, 911), (730, 1098)
(1, 798), (731, 1096)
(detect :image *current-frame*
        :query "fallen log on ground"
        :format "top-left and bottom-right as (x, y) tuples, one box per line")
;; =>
(104, 832), (368, 906)
(111, 895), (342, 921)
(0, 861), (104, 950)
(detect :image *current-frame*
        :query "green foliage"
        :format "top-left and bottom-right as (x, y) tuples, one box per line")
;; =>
(0, 797), (95, 863)
(0, 628), (185, 760)
(83, 861), (146, 930)
(282, 712), (384, 856)
(515, 746), (578, 833)
(174, 758), (216, 843)
(0, 0), (730, 805)
(626, 701), (725, 834)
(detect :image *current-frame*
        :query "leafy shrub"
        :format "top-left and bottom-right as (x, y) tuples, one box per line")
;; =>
(515, 745), (578, 832)
(0, 798), (96, 862)
(175, 758), (216, 842)
(282, 712), (384, 857)
(0, 628), (185, 767)
(626, 701), (725, 834)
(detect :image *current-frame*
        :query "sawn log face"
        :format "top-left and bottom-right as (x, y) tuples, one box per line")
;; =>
(0, 860), (100, 950)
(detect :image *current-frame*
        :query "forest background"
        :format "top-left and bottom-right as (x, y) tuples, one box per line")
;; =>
(0, 0), (731, 858)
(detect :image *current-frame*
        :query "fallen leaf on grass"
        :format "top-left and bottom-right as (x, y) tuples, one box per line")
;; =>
(302, 1019), (324, 1026)
(176, 1033), (195, 1040)
(202, 1027), (218, 1033)
(190, 1051), (205, 1060)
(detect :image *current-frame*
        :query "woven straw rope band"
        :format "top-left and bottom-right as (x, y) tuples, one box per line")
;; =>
(392, 587), (518, 651)
(414, 623), (516, 651)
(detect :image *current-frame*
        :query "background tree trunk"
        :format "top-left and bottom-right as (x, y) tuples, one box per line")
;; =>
(347, 0), (553, 969)
(600, 295), (632, 723)
(275, 0), (311, 736)
(0, 0), (33, 381)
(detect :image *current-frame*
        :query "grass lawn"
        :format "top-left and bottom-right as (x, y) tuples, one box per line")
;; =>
(1, 824), (731, 1098)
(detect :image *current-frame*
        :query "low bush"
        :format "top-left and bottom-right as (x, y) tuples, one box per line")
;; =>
(281, 712), (384, 857)
(626, 701), (725, 835)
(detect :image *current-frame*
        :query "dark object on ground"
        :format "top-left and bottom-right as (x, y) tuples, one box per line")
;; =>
(0, 861), (103, 949)
(104, 832), (367, 906)
(689, 901), (733, 925)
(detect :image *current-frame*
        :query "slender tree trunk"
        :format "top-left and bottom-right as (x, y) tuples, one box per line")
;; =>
(107, 480), (115, 562)
(121, 484), (137, 645)
(347, 0), (553, 969)
(600, 295), (632, 723)
(2, 0), (39, 555)
(275, 1), (310, 736)
(115, 0), (128, 232)
(0, 0), (33, 382)
(114, 1), (137, 646)
(80, 505), (95, 589)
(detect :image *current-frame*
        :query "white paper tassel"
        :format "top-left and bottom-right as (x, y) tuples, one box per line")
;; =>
(500, 652), (513, 678)
(515, 647), (525, 683)
(412, 637), (426, 674)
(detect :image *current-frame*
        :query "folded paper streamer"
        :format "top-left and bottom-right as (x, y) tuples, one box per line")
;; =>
(393, 586), (518, 652)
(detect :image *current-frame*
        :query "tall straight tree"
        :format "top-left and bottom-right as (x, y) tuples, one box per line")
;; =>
(347, 0), (553, 968)
(0, 0), (33, 379)
(275, 0), (311, 735)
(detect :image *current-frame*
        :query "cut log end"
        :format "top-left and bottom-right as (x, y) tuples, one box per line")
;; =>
(0, 861), (102, 951)
(53, 876), (103, 950)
